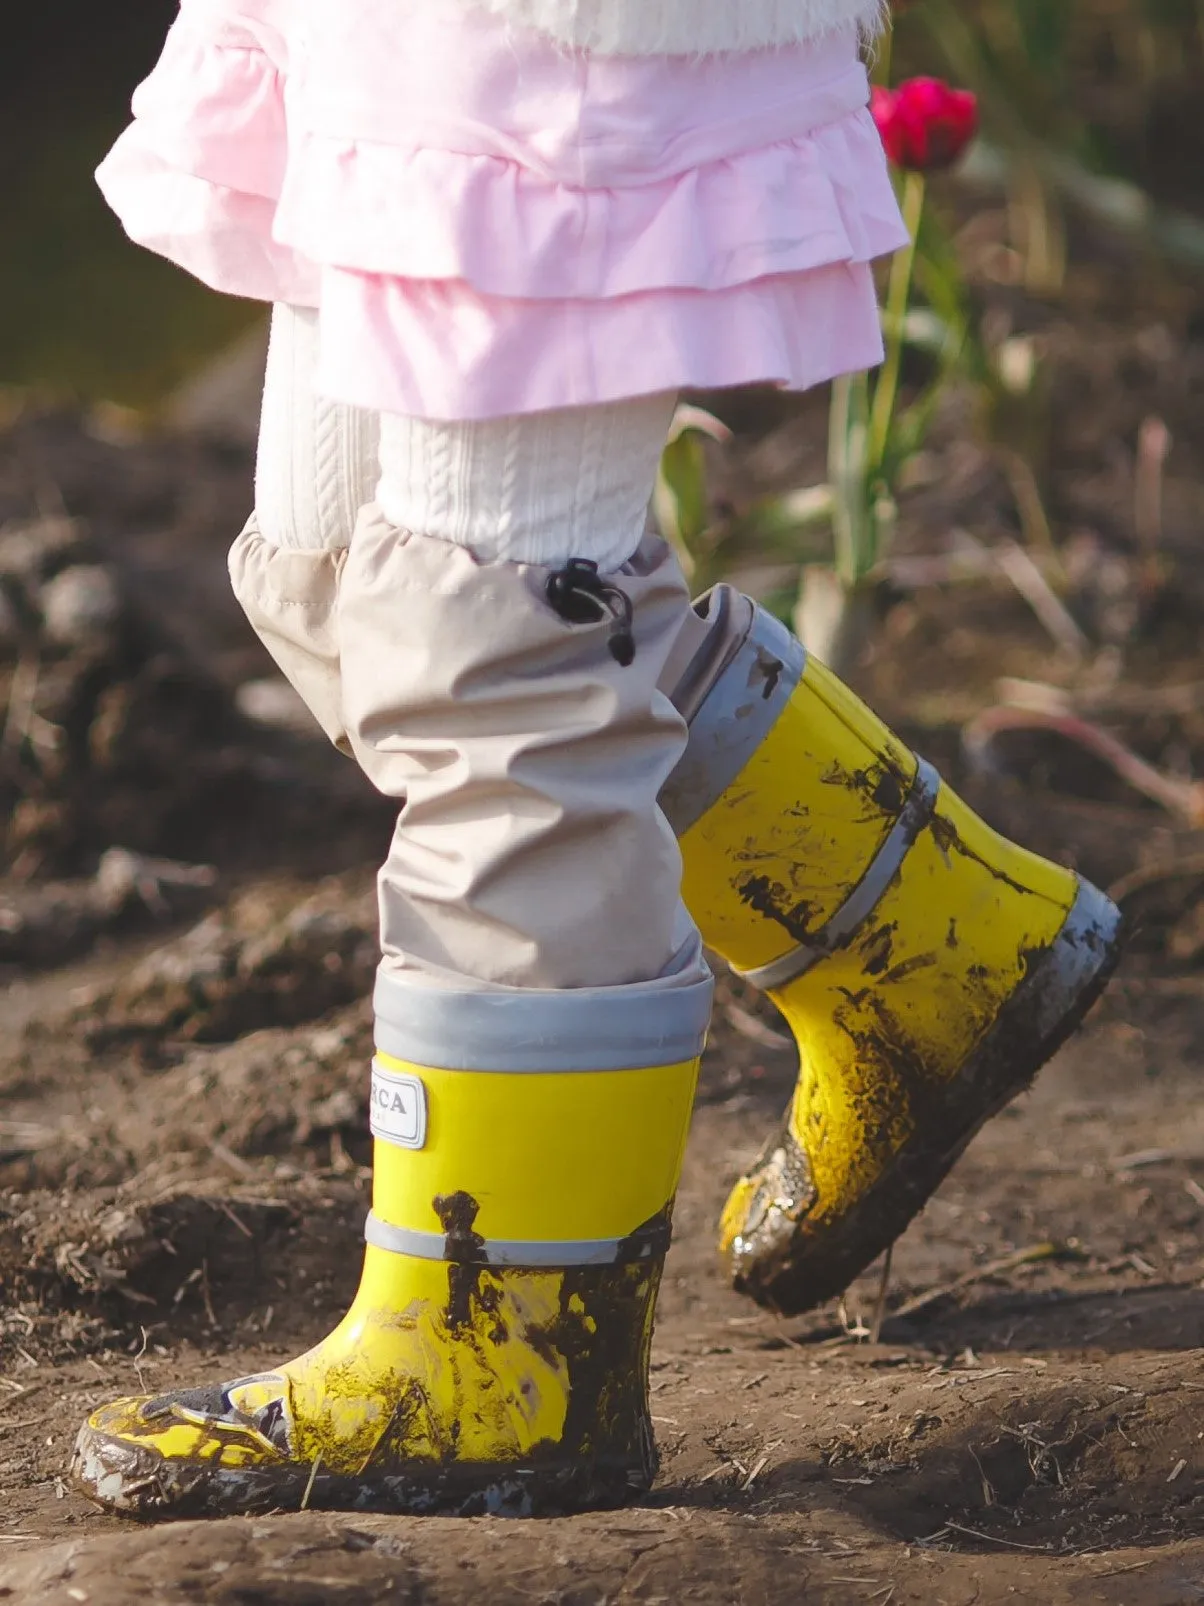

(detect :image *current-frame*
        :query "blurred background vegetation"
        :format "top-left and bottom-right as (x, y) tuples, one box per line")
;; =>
(3, 0), (258, 405)
(4, 0), (1204, 909)
(6, 0), (1204, 684)
(652, 0), (1204, 668)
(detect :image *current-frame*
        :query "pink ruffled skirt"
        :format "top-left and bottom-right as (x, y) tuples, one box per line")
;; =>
(97, 2), (909, 420)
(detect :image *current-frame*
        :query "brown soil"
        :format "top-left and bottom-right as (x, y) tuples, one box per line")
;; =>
(6, 314), (1204, 1601)
(6, 965), (1204, 1604)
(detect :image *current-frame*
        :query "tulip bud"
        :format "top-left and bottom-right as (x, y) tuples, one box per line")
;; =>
(871, 78), (979, 172)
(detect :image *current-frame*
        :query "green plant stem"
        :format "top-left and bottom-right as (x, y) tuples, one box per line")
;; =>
(827, 370), (872, 587)
(867, 170), (926, 476)
(871, 14), (892, 85)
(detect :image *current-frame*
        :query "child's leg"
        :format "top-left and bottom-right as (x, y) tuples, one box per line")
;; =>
(255, 301), (382, 558)
(228, 304), (378, 751)
(364, 395), (686, 990)
(662, 592), (1123, 1316)
(233, 313), (703, 754)
(73, 396), (712, 1519)
(373, 396), (676, 571)
(255, 304), (379, 556)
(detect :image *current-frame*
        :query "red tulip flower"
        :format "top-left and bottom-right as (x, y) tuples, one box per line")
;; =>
(872, 78), (979, 172)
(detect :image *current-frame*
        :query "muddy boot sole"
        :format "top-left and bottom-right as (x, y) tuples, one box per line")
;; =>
(71, 1420), (652, 1520)
(729, 879), (1125, 1317)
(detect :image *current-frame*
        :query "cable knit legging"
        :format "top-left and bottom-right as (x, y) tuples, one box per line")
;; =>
(255, 303), (677, 571)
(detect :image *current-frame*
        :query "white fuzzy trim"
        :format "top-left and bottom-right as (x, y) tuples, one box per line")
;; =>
(428, 0), (886, 56)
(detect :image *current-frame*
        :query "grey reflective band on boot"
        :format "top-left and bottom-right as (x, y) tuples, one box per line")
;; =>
(738, 758), (943, 994)
(665, 586), (749, 726)
(659, 596), (806, 839)
(364, 1211), (673, 1268)
(373, 967), (713, 1073)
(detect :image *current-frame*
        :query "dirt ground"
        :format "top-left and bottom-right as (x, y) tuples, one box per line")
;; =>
(5, 282), (1204, 1602)
(4, 935), (1204, 1605)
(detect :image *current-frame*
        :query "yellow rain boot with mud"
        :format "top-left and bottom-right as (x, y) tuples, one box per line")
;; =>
(661, 590), (1123, 1316)
(70, 979), (707, 1518)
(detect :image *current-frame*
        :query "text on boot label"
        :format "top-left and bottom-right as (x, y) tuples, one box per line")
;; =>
(370, 1059), (428, 1150)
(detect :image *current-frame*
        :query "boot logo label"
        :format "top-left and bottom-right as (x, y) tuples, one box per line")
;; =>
(370, 1059), (428, 1150)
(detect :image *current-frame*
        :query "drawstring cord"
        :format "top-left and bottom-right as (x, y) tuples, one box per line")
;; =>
(546, 559), (636, 667)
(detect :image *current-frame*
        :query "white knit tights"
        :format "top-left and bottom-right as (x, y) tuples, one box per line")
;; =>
(255, 306), (380, 554)
(255, 303), (677, 571)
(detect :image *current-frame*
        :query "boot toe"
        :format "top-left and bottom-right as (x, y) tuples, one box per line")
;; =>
(72, 1402), (211, 1518)
(721, 881), (1126, 1315)
(71, 1387), (298, 1517)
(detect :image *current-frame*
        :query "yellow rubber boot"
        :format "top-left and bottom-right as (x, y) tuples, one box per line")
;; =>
(661, 591), (1123, 1315)
(70, 979), (708, 1518)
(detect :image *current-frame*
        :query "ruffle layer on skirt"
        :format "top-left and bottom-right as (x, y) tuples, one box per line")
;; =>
(97, 3), (909, 419)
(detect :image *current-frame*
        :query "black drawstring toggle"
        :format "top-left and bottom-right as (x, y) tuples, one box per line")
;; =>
(546, 559), (636, 667)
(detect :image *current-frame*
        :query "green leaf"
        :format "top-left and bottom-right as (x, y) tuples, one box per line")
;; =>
(653, 404), (737, 573)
